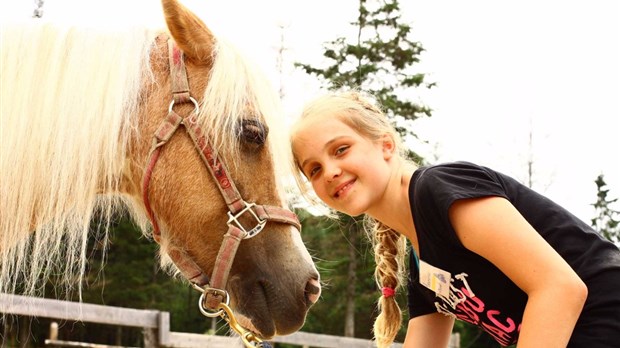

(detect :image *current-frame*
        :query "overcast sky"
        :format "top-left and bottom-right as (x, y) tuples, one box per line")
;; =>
(2, 0), (618, 223)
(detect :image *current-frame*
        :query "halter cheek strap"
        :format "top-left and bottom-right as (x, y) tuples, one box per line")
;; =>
(142, 39), (301, 310)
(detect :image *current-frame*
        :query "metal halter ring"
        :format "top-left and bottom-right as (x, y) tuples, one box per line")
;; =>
(197, 288), (231, 318)
(168, 96), (199, 114)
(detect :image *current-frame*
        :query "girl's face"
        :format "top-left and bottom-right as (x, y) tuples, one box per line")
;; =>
(292, 116), (394, 216)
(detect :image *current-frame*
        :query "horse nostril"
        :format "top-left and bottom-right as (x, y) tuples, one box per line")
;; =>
(304, 277), (321, 306)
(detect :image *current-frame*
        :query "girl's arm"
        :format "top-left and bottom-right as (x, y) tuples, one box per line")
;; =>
(449, 196), (588, 348)
(403, 313), (454, 348)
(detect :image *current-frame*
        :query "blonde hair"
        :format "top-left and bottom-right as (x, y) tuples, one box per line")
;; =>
(290, 90), (409, 347)
(1, 22), (157, 298)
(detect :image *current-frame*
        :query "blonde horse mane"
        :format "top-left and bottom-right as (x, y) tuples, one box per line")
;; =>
(0, 21), (288, 299)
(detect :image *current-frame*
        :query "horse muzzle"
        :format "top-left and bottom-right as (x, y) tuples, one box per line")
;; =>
(228, 273), (321, 338)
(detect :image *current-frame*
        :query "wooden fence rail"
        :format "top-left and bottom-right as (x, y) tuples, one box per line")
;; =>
(0, 294), (459, 348)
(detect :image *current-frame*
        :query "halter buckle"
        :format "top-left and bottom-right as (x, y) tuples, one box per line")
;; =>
(196, 287), (231, 318)
(227, 202), (267, 239)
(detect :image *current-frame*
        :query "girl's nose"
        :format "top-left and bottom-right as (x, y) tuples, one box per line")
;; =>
(324, 163), (341, 182)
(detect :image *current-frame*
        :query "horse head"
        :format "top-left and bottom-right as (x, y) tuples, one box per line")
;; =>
(125, 0), (321, 338)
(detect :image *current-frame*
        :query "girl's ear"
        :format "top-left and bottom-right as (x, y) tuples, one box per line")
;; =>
(381, 134), (396, 160)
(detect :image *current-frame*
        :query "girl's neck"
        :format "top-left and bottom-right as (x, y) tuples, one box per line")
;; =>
(366, 160), (417, 240)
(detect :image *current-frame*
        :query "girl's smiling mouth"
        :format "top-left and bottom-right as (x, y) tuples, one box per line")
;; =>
(333, 179), (356, 198)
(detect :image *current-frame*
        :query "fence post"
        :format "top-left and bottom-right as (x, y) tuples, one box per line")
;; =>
(158, 311), (170, 346)
(449, 332), (461, 348)
(49, 322), (58, 340)
(143, 328), (157, 348)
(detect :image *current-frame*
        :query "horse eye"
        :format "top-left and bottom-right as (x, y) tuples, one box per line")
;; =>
(240, 119), (268, 145)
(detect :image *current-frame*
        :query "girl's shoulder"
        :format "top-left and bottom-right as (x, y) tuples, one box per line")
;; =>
(415, 161), (496, 178)
(412, 161), (508, 202)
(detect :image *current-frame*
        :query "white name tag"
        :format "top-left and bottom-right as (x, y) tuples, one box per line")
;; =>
(419, 260), (451, 298)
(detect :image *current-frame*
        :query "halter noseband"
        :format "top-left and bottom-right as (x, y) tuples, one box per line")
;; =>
(142, 39), (301, 312)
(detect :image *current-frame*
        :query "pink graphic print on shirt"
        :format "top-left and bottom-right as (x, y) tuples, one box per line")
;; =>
(434, 273), (521, 346)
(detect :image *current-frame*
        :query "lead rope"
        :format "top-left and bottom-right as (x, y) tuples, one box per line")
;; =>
(33, 0), (44, 18)
(217, 303), (273, 348)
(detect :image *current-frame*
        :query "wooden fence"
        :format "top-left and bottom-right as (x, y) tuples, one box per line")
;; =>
(0, 294), (459, 348)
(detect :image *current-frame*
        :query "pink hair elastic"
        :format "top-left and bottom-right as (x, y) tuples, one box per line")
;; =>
(382, 287), (395, 298)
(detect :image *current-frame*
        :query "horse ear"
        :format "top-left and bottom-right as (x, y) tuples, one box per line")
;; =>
(161, 0), (215, 63)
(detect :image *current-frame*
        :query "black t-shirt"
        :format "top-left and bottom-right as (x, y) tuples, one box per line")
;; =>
(407, 161), (620, 346)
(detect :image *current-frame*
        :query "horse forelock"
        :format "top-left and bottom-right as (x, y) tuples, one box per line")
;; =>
(196, 37), (293, 189)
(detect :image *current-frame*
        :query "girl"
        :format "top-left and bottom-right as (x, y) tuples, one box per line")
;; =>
(289, 91), (620, 348)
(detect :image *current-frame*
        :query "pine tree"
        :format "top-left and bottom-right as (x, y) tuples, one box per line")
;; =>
(591, 174), (620, 243)
(296, 0), (433, 163)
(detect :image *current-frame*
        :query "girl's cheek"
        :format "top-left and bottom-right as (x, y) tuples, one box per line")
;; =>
(310, 182), (320, 194)
(313, 185), (328, 201)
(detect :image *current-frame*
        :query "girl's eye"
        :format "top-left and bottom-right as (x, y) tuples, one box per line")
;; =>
(335, 145), (349, 155)
(308, 166), (321, 178)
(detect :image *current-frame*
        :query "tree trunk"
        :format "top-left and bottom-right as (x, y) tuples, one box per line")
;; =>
(344, 221), (357, 337)
(2, 316), (13, 347)
(115, 326), (122, 346)
(18, 316), (30, 348)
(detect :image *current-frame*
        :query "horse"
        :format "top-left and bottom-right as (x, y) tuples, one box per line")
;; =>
(0, 0), (321, 340)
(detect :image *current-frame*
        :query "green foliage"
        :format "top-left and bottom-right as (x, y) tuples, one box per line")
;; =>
(452, 321), (505, 348)
(591, 174), (620, 243)
(296, 209), (409, 341)
(29, 214), (227, 346)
